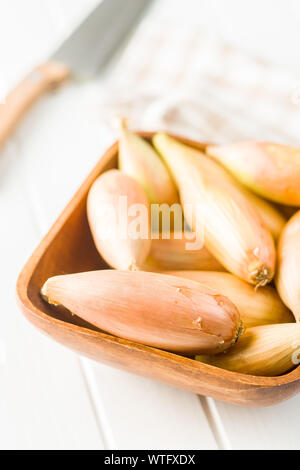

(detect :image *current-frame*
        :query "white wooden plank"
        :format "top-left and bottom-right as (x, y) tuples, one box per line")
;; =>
(0, 149), (105, 449)
(212, 396), (300, 450)
(85, 361), (217, 450)
(19, 83), (218, 450)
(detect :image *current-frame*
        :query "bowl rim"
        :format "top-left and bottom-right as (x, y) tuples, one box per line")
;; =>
(16, 131), (300, 389)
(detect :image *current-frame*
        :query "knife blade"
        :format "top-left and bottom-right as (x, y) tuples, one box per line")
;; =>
(51, 0), (152, 77)
(0, 0), (152, 149)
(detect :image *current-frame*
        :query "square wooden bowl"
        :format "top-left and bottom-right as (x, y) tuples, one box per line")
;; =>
(17, 133), (300, 407)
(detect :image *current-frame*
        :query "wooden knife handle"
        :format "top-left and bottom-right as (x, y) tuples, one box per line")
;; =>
(0, 61), (70, 149)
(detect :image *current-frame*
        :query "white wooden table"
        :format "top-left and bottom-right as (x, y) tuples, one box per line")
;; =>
(1, 0), (300, 450)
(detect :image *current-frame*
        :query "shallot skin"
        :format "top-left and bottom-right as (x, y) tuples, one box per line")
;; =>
(87, 169), (151, 271)
(207, 142), (300, 206)
(153, 133), (275, 287)
(41, 270), (241, 355)
(276, 210), (300, 322)
(162, 270), (293, 328)
(197, 324), (300, 376)
(119, 119), (178, 205)
(143, 233), (224, 272)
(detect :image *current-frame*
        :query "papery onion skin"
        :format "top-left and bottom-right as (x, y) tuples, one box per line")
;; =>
(242, 190), (286, 241)
(162, 270), (293, 328)
(276, 210), (300, 322)
(196, 324), (300, 376)
(143, 232), (225, 272)
(87, 169), (151, 271)
(153, 133), (276, 286)
(207, 142), (300, 206)
(119, 119), (179, 205)
(41, 270), (242, 355)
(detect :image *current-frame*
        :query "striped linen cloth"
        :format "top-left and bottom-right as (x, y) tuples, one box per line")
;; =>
(90, 0), (300, 150)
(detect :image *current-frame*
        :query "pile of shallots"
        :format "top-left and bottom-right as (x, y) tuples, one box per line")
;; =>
(41, 119), (300, 377)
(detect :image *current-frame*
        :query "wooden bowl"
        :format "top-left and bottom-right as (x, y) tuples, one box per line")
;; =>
(17, 133), (300, 407)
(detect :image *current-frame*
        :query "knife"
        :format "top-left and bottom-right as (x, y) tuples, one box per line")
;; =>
(0, 0), (152, 149)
